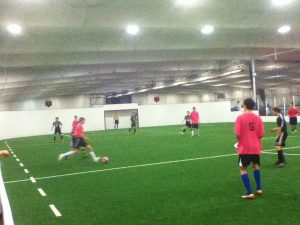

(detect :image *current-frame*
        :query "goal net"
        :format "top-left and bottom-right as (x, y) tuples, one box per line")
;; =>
(104, 109), (139, 130)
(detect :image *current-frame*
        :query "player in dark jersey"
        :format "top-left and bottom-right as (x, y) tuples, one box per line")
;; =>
(271, 107), (288, 167)
(182, 111), (191, 135)
(129, 112), (138, 134)
(52, 117), (64, 143)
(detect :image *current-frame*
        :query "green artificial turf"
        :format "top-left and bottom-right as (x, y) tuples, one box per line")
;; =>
(1, 123), (300, 225)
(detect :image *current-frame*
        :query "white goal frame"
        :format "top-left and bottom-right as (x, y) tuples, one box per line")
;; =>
(104, 109), (139, 130)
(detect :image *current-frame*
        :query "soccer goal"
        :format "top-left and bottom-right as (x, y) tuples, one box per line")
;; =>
(104, 109), (139, 130)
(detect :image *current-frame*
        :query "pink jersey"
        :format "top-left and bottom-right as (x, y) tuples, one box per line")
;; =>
(190, 111), (199, 124)
(288, 108), (299, 118)
(72, 119), (78, 129)
(73, 122), (84, 138)
(234, 112), (265, 154)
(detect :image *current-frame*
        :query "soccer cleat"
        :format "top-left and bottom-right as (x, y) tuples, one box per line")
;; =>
(276, 162), (286, 168)
(58, 154), (65, 161)
(93, 157), (101, 162)
(256, 190), (263, 196)
(241, 194), (255, 199)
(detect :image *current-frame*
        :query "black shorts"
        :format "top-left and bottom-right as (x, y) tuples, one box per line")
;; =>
(115, 120), (119, 125)
(185, 122), (191, 128)
(238, 154), (260, 167)
(276, 132), (288, 147)
(54, 127), (61, 135)
(289, 117), (297, 126)
(72, 137), (87, 149)
(191, 123), (198, 129)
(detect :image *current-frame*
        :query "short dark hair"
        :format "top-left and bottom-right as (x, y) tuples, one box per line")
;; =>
(243, 98), (255, 110)
(272, 107), (281, 113)
(79, 117), (85, 121)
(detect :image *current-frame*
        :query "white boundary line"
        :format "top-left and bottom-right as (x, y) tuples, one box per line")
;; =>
(49, 204), (62, 217)
(30, 177), (36, 183)
(37, 188), (47, 197)
(24, 169), (29, 174)
(4, 146), (300, 185)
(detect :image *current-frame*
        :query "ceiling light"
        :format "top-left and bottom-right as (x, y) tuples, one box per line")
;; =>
(278, 25), (291, 34)
(222, 69), (242, 76)
(152, 85), (165, 90)
(272, 0), (294, 7)
(213, 84), (227, 87)
(6, 23), (22, 35)
(236, 80), (250, 84)
(137, 89), (148, 93)
(202, 79), (218, 83)
(192, 76), (212, 82)
(183, 83), (198, 87)
(228, 74), (247, 79)
(201, 25), (214, 34)
(126, 24), (140, 36)
(175, 0), (201, 7)
(171, 81), (186, 86)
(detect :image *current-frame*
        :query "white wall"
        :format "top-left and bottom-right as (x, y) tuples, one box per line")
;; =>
(0, 101), (243, 140)
(0, 108), (105, 140)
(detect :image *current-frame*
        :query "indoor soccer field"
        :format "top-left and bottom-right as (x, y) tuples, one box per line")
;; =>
(1, 123), (300, 225)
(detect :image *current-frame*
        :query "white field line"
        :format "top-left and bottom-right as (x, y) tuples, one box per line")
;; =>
(49, 204), (62, 217)
(262, 136), (299, 140)
(4, 146), (300, 185)
(16, 159), (20, 162)
(24, 169), (29, 174)
(13, 155), (16, 158)
(30, 177), (36, 183)
(37, 188), (47, 197)
(19, 163), (24, 167)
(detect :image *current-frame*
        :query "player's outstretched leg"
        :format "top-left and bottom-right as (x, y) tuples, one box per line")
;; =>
(53, 135), (57, 143)
(58, 149), (77, 161)
(86, 145), (101, 162)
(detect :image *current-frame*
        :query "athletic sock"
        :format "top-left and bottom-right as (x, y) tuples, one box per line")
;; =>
(278, 150), (285, 163)
(89, 151), (98, 160)
(253, 170), (261, 190)
(62, 151), (75, 157)
(191, 131), (194, 136)
(241, 174), (252, 195)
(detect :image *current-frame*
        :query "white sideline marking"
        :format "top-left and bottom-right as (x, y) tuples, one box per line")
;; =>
(49, 204), (62, 217)
(30, 177), (36, 183)
(13, 155), (16, 158)
(4, 146), (300, 184)
(11, 151), (14, 154)
(24, 169), (29, 174)
(19, 163), (24, 167)
(37, 188), (47, 197)
(16, 158), (20, 162)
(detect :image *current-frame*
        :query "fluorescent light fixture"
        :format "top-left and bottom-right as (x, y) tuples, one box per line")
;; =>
(236, 80), (250, 84)
(213, 84), (227, 87)
(126, 91), (135, 95)
(152, 85), (165, 90)
(183, 83), (198, 87)
(262, 75), (284, 79)
(201, 79), (218, 83)
(278, 25), (291, 34)
(171, 81), (186, 86)
(126, 24), (140, 35)
(228, 74), (247, 79)
(175, 0), (201, 7)
(272, 0), (294, 7)
(192, 76), (212, 82)
(222, 69), (242, 76)
(137, 89), (148, 93)
(6, 23), (22, 35)
(201, 25), (214, 34)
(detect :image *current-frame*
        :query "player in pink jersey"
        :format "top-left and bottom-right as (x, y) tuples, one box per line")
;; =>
(190, 107), (199, 136)
(58, 117), (102, 162)
(287, 103), (299, 133)
(71, 115), (78, 134)
(234, 98), (265, 199)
